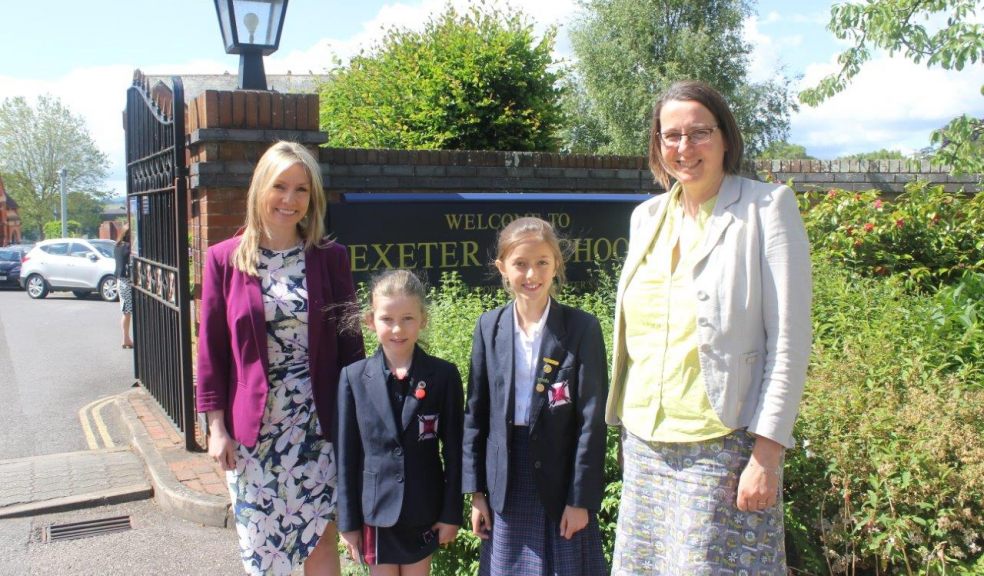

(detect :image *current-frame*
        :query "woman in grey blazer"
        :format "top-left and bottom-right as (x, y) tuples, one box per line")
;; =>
(606, 81), (811, 575)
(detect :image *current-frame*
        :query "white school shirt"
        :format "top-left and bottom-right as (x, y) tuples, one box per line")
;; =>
(512, 300), (549, 426)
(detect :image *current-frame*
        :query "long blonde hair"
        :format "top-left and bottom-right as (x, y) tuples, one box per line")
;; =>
(232, 141), (327, 275)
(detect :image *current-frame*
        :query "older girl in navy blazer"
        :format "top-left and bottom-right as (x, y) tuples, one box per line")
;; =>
(463, 217), (608, 576)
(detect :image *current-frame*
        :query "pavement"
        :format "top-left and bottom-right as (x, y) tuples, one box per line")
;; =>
(0, 387), (233, 528)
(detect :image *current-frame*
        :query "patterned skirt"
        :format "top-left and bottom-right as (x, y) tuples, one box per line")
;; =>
(611, 430), (786, 575)
(118, 278), (132, 315)
(226, 364), (337, 576)
(479, 427), (607, 576)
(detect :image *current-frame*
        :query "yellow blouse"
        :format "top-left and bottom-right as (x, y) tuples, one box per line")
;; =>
(618, 186), (732, 442)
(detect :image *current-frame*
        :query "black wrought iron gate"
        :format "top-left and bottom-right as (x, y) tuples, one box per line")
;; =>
(124, 71), (198, 450)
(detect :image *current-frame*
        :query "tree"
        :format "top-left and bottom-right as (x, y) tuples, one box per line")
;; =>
(319, 4), (563, 151)
(0, 95), (109, 238)
(799, 0), (983, 174)
(757, 140), (815, 160)
(566, 0), (796, 156)
(837, 148), (908, 161)
(67, 192), (109, 237)
(43, 219), (82, 239)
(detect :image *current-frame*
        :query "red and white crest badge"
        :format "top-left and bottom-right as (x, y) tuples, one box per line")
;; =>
(549, 381), (571, 408)
(418, 414), (439, 441)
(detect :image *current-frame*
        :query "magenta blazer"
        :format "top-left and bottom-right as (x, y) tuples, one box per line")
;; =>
(195, 236), (365, 447)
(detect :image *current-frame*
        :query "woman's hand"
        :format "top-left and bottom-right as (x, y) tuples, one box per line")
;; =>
(559, 506), (589, 540)
(737, 435), (783, 512)
(432, 522), (459, 546)
(340, 530), (363, 563)
(470, 492), (493, 539)
(206, 411), (236, 471)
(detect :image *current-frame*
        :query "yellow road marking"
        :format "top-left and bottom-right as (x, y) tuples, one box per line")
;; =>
(93, 398), (116, 448)
(78, 398), (101, 450)
(78, 395), (117, 450)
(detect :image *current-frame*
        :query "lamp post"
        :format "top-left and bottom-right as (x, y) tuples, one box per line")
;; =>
(213, 0), (288, 90)
(59, 168), (68, 237)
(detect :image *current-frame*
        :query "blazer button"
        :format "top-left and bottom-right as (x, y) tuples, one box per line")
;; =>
(696, 290), (709, 300)
(698, 317), (710, 327)
(533, 461), (542, 469)
(396, 474), (404, 483)
(393, 447), (403, 457)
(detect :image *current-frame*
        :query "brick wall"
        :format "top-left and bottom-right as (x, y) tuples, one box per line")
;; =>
(319, 148), (661, 201)
(751, 159), (981, 194)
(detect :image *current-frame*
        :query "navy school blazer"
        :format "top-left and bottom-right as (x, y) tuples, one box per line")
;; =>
(336, 346), (464, 533)
(462, 300), (608, 522)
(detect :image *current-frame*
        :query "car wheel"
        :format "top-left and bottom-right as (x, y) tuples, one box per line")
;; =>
(26, 274), (48, 299)
(99, 276), (119, 302)
(72, 290), (89, 299)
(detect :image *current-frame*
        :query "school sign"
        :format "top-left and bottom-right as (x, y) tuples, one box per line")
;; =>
(329, 193), (649, 286)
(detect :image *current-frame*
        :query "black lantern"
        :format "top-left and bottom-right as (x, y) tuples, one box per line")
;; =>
(213, 0), (288, 90)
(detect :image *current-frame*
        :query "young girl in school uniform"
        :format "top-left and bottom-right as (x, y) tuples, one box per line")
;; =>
(337, 269), (463, 576)
(463, 217), (608, 576)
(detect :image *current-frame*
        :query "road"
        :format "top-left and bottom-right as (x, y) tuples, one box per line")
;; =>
(0, 287), (245, 574)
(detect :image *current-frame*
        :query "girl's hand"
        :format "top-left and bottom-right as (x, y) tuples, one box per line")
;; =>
(737, 435), (783, 512)
(340, 530), (363, 563)
(559, 506), (589, 539)
(470, 492), (493, 539)
(206, 417), (235, 471)
(432, 522), (459, 546)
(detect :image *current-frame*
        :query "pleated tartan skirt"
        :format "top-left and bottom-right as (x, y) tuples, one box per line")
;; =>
(611, 429), (786, 575)
(478, 427), (608, 576)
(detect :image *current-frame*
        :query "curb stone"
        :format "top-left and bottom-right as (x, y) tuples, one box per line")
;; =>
(118, 389), (233, 528)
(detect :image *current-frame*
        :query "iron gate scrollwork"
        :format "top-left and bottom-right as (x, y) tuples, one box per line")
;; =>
(124, 70), (198, 450)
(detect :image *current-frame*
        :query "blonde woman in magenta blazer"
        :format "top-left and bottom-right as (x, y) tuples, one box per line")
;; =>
(196, 142), (364, 576)
(605, 81), (811, 575)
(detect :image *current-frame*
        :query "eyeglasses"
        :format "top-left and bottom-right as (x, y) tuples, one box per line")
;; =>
(659, 126), (719, 147)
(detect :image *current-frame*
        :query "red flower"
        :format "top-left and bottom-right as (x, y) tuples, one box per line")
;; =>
(844, 225), (854, 236)
(854, 193), (862, 201)
(827, 189), (838, 199)
(874, 199), (883, 209)
(896, 219), (904, 229)
(864, 222), (875, 232)
(874, 265), (888, 276)
(854, 240), (863, 248)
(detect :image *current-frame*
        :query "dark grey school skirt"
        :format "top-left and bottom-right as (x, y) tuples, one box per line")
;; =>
(479, 427), (608, 576)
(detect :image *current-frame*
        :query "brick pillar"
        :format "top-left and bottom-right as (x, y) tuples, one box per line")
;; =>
(185, 90), (326, 297)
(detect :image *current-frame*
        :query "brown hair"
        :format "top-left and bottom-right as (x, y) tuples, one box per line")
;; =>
(116, 224), (130, 245)
(648, 80), (745, 190)
(233, 141), (327, 276)
(494, 217), (566, 294)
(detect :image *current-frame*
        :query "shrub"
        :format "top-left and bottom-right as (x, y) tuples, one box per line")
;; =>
(787, 255), (984, 575)
(800, 181), (984, 291)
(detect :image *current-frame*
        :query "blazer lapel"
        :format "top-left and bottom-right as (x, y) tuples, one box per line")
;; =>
(693, 174), (740, 266)
(528, 301), (566, 431)
(244, 273), (270, 376)
(400, 346), (432, 432)
(494, 303), (516, 427)
(364, 350), (401, 441)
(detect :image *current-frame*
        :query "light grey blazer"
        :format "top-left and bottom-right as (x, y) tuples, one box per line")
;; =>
(605, 174), (811, 448)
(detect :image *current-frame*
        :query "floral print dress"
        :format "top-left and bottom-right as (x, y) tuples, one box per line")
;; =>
(226, 245), (337, 576)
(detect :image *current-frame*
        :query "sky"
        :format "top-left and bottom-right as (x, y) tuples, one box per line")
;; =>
(1, 0), (982, 198)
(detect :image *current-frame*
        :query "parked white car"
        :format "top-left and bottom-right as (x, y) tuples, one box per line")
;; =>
(19, 238), (119, 301)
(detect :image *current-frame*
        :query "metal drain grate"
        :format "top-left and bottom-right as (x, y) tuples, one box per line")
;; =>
(45, 516), (132, 543)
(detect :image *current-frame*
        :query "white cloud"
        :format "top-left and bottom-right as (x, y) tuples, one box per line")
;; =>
(793, 54), (984, 157)
(744, 15), (803, 82)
